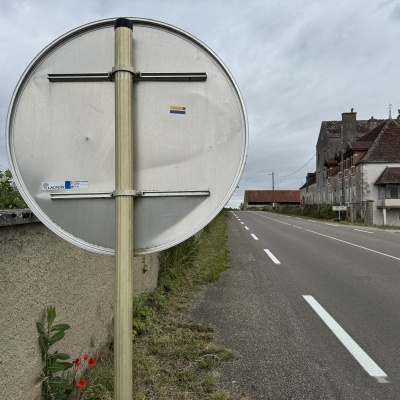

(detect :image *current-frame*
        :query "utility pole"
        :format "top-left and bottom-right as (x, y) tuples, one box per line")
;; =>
(269, 172), (275, 208)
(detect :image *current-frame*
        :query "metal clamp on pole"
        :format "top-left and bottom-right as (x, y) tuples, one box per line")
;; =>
(112, 189), (141, 197)
(110, 65), (138, 80)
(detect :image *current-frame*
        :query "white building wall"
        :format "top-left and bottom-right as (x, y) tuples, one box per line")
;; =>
(362, 163), (400, 225)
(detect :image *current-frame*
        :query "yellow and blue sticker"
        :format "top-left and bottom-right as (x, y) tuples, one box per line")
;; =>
(170, 106), (186, 115)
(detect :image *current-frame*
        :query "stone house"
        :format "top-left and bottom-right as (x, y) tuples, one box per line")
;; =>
(315, 110), (384, 205)
(299, 172), (316, 204)
(304, 109), (400, 225)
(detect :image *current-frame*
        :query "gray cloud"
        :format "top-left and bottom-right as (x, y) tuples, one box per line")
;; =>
(1, 0), (399, 208)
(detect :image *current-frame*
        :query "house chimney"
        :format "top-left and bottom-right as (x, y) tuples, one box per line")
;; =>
(368, 116), (377, 131)
(341, 108), (357, 145)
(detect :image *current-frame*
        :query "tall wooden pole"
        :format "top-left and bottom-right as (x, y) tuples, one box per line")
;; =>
(114, 18), (134, 400)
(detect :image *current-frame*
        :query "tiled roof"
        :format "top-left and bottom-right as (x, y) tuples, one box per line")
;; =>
(356, 121), (386, 143)
(245, 190), (300, 203)
(347, 141), (372, 151)
(324, 158), (338, 166)
(375, 167), (400, 184)
(318, 119), (385, 140)
(360, 120), (400, 162)
(307, 173), (316, 185)
(320, 121), (342, 138)
(300, 173), (316, 189)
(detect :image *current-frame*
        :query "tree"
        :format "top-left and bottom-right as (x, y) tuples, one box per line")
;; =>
(0, 169), (27, 209)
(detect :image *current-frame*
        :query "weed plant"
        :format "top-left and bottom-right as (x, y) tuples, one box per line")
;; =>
(130, 211), (240, 399)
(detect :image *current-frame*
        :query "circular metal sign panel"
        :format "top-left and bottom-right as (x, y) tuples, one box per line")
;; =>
(6, 18), (248, 255)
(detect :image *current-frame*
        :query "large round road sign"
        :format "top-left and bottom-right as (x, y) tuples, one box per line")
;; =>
(6, 18), (248, 255)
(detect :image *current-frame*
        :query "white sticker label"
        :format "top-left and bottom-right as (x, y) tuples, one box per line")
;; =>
(42, 181), (89, 190)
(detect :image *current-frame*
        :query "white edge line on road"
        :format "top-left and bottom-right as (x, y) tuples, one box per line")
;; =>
(306, 229), (400, 261)
(354, 229), (373, 234)
(251, 234), (258, 240)
(303, 295), (388, 383)
(264, 249), (281, 264)
(250, 212), (292, 226)
(244, 226), (249, 230)
(326, 223), (338, 227)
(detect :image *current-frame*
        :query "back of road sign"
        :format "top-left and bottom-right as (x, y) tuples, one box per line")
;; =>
(6, 18), (248, 255)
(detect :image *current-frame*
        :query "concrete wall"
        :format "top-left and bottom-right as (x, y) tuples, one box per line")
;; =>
(0, 210), (159, 400)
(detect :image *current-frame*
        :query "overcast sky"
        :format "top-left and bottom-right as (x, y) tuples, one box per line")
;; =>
(1, 0), (400, 208)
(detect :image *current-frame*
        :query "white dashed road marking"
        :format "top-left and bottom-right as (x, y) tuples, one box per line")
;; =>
(303, 295), (388, 383)
(264, 249), (281, 265)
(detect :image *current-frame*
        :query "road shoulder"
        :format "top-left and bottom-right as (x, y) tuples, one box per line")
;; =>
(190, 213), (336, 399)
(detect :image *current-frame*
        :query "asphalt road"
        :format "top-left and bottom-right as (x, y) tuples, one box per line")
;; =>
(190, 211), (400, 399)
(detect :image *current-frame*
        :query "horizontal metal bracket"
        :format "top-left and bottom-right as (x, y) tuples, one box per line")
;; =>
(140, 190), (210, 197)
(48, 73), (112, 82)
(48, 72), (207, 82)
(49, 190), (210, 200)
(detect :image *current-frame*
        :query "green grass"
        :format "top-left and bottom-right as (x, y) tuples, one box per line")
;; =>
(69, 212), (242, 400)
(256, 205), (400, 230)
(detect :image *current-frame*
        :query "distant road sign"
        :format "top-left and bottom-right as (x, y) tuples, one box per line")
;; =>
(332, 206), (347, 211)
(6, 18), (248, 255)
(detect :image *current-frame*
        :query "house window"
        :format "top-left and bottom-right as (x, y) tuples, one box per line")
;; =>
(386, 184), (400, 198)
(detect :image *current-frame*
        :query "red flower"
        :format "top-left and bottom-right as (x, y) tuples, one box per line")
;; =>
(83, 354), (89, 361)
(87, 358), (95, 367)
(76, 379), (86, 388)
(73, 358), (80, 367)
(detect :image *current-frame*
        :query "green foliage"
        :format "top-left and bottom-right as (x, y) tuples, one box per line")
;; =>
(37, 306), (73, 400)
(132, 294), (154, 336)
(131, 236), (198, 337)
(37, 306), (99, 400)
(272, 203), (338, 220)
(0, 169), (27, 209)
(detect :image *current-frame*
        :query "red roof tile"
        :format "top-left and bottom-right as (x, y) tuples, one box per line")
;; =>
(245, 190), (300, 203)
(360, 120), (400, 162)
(375, 167), (400, 184)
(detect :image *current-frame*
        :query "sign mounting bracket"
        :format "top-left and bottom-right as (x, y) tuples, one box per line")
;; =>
(47, 71), (207, 82)
(49, 190), (211, 200)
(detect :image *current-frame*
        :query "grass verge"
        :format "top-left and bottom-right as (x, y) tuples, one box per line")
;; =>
(72, 211), (242, 399)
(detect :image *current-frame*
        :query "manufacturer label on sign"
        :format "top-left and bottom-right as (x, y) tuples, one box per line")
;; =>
(42, 181), (88, 190)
